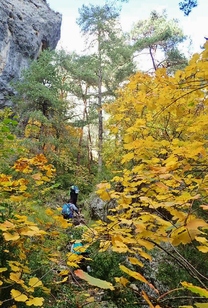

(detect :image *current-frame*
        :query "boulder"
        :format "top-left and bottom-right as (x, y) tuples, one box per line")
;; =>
(0, 0), (62, 108)
(86, 193), (117, 222)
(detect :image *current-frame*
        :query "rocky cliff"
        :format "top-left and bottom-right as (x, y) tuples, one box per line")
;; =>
(0, 0), (62, 108)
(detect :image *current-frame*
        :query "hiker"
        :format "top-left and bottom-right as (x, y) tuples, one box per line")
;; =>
(69, 185), (79, 206)
(61, 200), (79, 219)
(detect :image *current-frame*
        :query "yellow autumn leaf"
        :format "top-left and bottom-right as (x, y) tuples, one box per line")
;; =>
(100, 190), (111, 201)
(10, 195), (25, 202)
(137, 239), (155, 250)
(197, 246), (208, 253)
(112, 246), (129, 253)
(41, 176), (50, 182)
(26, 297), (44, 306)
(171, 228), (200, 246)
(0, 220), (15, 231)
(19, 229), (38, 236)
(195, 236), (208, 243)
(19, 185), (27, 191)
(27, 225), (40, 232)
(8, 261), (21, 272)
(115, 276), (129, 286)
(99, 240), (111, 252)
(139, 250), (152, 261)
(186, 219), (208, 230)
(141, 290), (155, 308)
(3, 232), (20, 241)
(42, 286), (51, 294)
(0, 280), (3, 286)
(86, 297), (95, 303)
(10, 272), (24, 284)
(121, 152), (134, 163)
(66, 253), (83, 268)
(55, 277), (68, 284)
(35, 180), (44, 186)
(0, 267), (7, 272)
(120, 264), (148, 284)
(165, 159), (179, 170)
(96, 182), (111, 190)
(128, 257), (144, 267)
(11, 289), (28, 302)
(28, 277), (42, 288)
(31, 173), (42, 180)
(59, 270), (70, 276)
(45, 208), (54, 216)
(181, 281), (208, 298)
(14, 215), (28, 222)
(200, 204), (208, 210)
(111, 235), (127, 247)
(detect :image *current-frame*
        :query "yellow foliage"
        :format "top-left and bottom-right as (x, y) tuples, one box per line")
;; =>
(3, 232), (20, 241)
(119, 264), (148, 284)
(80, 44), (208, 306)
(10, 272), (24, 285)
(28, 277), (43, 288)
(55, 276), (68, 284)
(66, 253), (83, 268)
(11, 289), (28, 302)
(115, 276), (129, 286)
(25, 297), (44, 306)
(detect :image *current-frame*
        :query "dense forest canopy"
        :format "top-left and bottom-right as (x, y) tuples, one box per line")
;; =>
(0, 1), (207, 307)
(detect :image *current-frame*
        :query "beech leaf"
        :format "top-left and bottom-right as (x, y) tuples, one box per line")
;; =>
(11, 289), (28, 302)
(28, 277), (42, 288)
(181, 282), (208, 298)
(26, 297), (44, 306)
(3, 232), (20, 241)
(120, 264), (148, 284)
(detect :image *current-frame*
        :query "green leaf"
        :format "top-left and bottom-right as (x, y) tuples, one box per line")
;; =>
(74, 269), (114, 290)
(195, 303), (208, 308)
(7, 135), (14, 140)
(181, 282), (208, 298)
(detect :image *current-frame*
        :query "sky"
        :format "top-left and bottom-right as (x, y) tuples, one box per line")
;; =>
(47, 0), (207, 56)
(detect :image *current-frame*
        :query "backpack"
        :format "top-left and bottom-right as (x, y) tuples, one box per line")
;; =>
(62, 203), (73, 218)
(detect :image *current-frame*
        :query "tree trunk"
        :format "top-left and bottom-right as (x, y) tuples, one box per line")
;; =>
(149, 46), (157, 71)
(97, 32), (103, 174)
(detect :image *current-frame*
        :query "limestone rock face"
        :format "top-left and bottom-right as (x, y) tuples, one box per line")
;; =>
(0, 0), (62, 107)
(86, 193), (117, 222)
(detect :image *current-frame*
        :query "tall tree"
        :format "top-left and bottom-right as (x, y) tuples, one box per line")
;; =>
(12, 50), (80, 178)
(91, 44), (208, 307)
(57, 51), (98, 172)
(77, 3), (135, 174)
(130, 10), (188, 74)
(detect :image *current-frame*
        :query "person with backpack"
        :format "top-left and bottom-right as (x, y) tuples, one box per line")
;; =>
(61, 200), (79, 219)
(69, 185), (79, 206)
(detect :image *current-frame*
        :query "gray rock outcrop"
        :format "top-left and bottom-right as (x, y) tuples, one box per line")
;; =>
(85, 193), (117, 221)
(0, 0), (62, 108)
